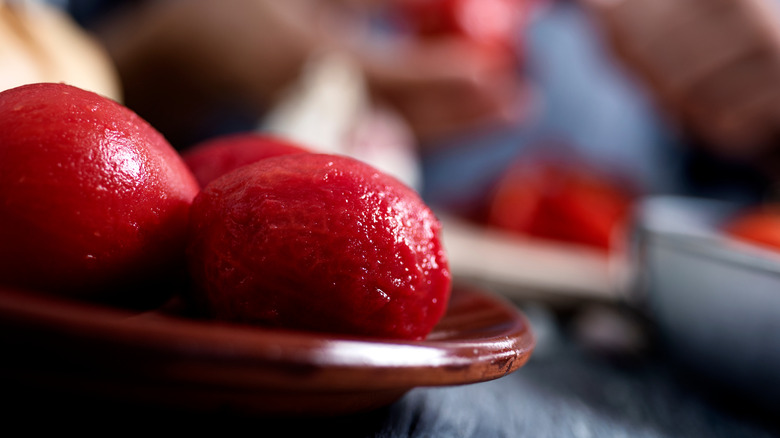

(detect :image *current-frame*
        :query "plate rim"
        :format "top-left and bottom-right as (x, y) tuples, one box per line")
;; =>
(0, 284), (535, 394)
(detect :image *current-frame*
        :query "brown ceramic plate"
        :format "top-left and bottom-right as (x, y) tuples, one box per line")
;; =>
(0, 284), (534, 416)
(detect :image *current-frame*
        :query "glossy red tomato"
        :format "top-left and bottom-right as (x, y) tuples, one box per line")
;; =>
(186, 153), (452, 340)
(0, 83), (200, 303)
(182, 132), (310, 188)
(724, 206), (780, 250)
(486, 158), (636, 251)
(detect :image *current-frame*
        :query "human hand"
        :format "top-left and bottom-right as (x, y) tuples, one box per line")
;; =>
(359, 36), (528, 144)
(583, 0), (780, 164)
(94, 0), (527, 148)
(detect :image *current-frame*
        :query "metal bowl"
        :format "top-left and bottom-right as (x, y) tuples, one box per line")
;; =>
(629, 195), (780, 407)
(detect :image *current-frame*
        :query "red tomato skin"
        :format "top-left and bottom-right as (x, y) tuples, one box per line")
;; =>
(182, 133), (310, 188)
(396, 0), (531, 52)
(0, 83), (200, 301)
(486, 159), (634, 251)
(186, 154), (452, 340)
(724, 207), (780, 250)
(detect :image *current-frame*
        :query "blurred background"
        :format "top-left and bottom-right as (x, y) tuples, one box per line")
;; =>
(4, 0), (780, 433)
